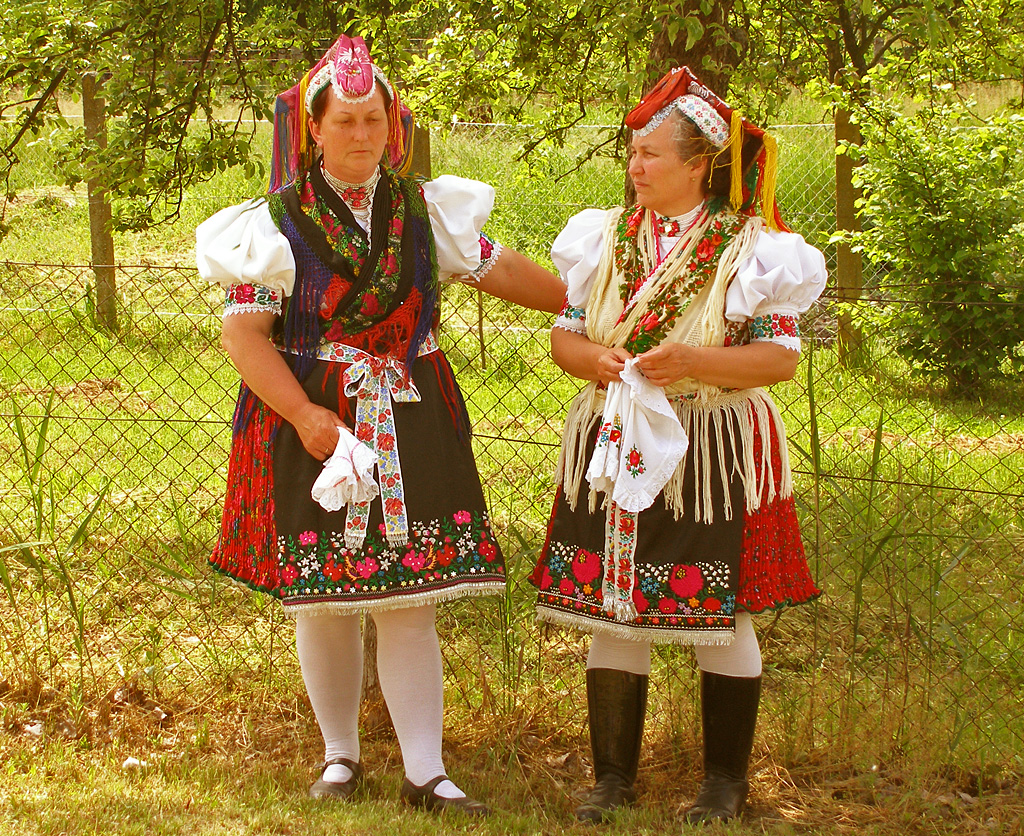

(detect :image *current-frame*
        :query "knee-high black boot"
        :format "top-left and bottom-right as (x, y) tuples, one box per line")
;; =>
(684, 671), (762, 825)
(575, 668), (648, 823)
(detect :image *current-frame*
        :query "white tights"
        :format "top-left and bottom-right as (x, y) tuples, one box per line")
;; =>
(295, 604), (464, 798)
(586, 611), (763, 677)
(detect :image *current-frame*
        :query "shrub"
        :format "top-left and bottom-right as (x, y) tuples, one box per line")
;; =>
(849, 102), (1024, 397)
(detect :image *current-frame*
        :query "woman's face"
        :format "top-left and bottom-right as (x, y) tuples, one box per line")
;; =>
(309, 85), (389, 183)
(628, 116), (708, 217)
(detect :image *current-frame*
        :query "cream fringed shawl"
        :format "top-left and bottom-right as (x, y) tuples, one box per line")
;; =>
(556, 206), (794, 524)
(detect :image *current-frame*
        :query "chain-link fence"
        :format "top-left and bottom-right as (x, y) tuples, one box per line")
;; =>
(1, 125), (1021, 778)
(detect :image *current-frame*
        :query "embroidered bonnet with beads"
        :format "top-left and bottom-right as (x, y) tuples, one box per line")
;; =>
(626, 66), (787, 232)
(270, 34), (413, 193)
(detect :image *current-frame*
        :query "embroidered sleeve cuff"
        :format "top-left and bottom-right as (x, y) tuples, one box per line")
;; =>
(223, 282), (283, 317)
(553, 301), (586, 333)
(459, 234), (503, 285)
(749, 313), (801, 352)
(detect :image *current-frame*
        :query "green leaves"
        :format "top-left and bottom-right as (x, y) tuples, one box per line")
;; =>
(851, 99), (1024, 395)
(0, 0), (307, 234)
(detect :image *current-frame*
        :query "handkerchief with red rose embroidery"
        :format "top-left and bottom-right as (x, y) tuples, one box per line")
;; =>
(586, 358), (689, 513)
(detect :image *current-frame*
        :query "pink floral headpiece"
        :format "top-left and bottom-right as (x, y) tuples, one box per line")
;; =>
(269, 34), (413, 193)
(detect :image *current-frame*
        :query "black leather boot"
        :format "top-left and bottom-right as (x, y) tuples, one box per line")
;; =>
(575, 668), (648, 823)
(684, 671), (762, 825)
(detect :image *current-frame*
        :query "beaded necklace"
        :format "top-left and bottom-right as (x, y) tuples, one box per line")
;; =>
(320, 162), (381, 234)
(654, 202), (704, 266)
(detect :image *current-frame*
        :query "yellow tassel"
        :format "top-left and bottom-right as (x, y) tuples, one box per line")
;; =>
(729, 111), (743, 211)
(761, 132), (780, 231)
(298, 72), (311, 160)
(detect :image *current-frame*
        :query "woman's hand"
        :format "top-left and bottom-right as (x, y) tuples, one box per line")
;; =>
(635, 343), (698, 387)
(222, 310), (349, 460)
(636, 341), (801, 389)
(550, 327), (633, 383)
(595, 347), (633, 385)
(294, 402), (348, 462)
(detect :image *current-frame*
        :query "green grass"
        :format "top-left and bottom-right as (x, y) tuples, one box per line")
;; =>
(4, 273), (1020, 774)
(1, 117), (1022, 834)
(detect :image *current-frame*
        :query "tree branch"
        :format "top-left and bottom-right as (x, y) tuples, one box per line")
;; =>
(0, 67), (69, 160)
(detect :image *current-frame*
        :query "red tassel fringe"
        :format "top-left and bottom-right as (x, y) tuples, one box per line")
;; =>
(737, 407), (820, 613)
(210, 401), (284, 595)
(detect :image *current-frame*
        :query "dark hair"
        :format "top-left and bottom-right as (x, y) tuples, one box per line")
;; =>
(667, 109), (762, 201)
(309, 77), (392, 124)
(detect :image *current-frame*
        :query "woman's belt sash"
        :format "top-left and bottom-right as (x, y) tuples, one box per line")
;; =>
(312, 333), (439, 548)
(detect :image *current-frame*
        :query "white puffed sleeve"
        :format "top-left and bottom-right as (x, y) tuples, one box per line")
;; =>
(550, 208), (611, 332)
(725, 228), (827, 352)
(195, 198), (295, 296)
(422, 175), (504, 281)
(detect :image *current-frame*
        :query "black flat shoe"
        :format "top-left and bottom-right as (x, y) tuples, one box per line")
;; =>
(400, 775), (490, 816)
(309, 757), (362, 800)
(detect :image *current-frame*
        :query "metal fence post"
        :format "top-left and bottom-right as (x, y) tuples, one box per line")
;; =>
(82, 72), (117, 333)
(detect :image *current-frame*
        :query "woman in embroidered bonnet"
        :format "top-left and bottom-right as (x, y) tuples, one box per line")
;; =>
(196, 35), (563, 815)
(530, 67), (827, 824)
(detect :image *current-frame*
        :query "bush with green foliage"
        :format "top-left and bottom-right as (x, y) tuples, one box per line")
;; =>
(848, 103), (1024, 396)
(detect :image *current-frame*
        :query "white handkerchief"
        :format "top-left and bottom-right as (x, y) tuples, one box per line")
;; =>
(311, 427), (379, 512)
(586, 358), (689, 513)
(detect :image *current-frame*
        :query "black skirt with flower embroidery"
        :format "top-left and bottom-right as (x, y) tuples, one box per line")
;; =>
(531, 399), (818, 644)
(211, 349), (505, 614)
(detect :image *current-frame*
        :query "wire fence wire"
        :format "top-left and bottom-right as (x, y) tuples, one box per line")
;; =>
(0, 125), (1022, 779)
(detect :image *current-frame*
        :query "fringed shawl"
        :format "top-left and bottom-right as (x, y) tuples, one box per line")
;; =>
(556, 206), (793, 524)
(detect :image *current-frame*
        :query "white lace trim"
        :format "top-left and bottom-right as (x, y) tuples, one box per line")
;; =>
(465, 240), (503, 284)
(222, 300), (282, 317)
(757, 335), (802, 352)
(535, 605), (736, 646)
(281, 580), (505, 617)
(553, 317), (587, 333)
(305, 64), (395, 111)
(634, 95), (729, 148)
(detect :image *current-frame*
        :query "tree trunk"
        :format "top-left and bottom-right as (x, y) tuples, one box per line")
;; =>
(646, 1), (739, 95)
(82, 73), (117, 333)
(627, 2), (741, 204)
(834, 106), (863, 364)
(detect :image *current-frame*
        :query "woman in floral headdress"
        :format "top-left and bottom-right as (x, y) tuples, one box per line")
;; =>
(530, 67), (827, 824)
(196, 35), (563, 815)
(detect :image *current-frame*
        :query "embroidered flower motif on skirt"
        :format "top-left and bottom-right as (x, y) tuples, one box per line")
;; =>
(538, 540), (735, 631)
(277, 509), (503, 603)
(571, 548), (602, 586)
